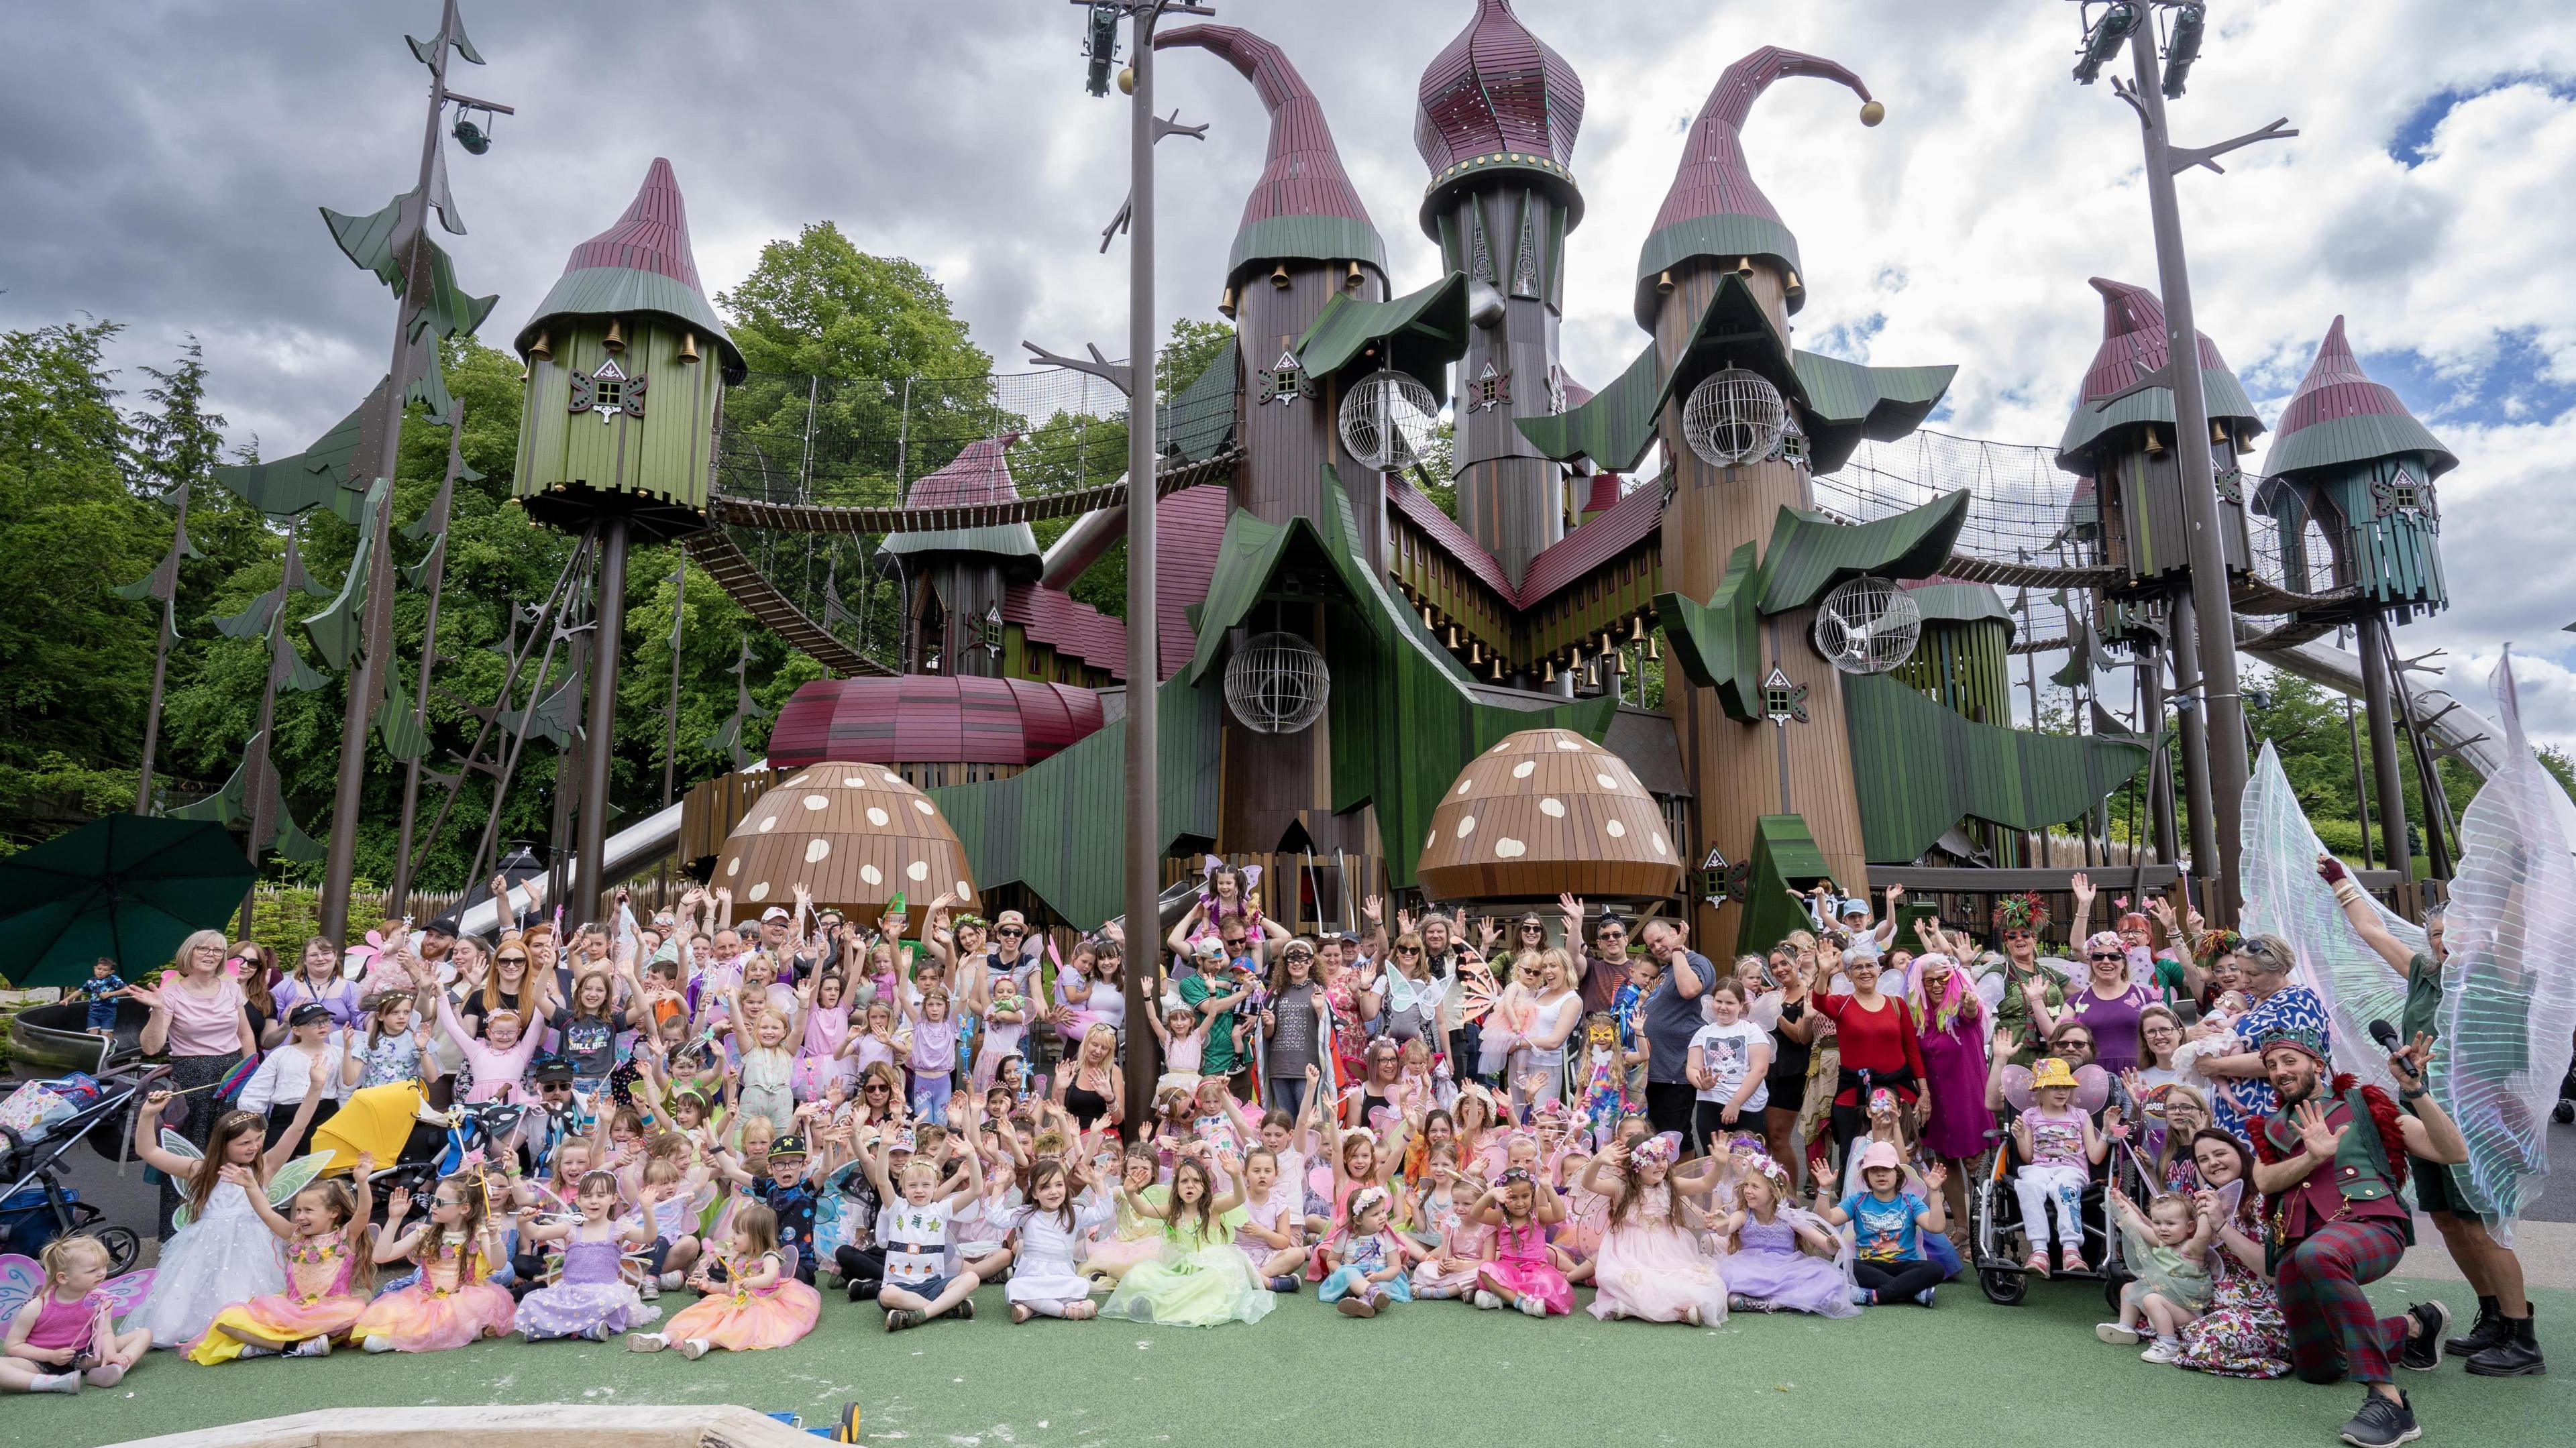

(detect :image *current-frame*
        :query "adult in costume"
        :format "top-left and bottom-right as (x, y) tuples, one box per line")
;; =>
(2323, 856), (2545, 1376)
(2249, 1023), (2467, 1448)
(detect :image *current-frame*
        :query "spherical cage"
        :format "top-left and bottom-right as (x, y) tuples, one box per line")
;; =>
(1682, 367), (1788, 467)
(1337, 370), (1442, 473)
(1812, 575), (1923, 675)
(1223, 631), (1330, 735)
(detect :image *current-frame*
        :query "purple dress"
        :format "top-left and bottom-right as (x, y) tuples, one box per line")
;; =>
(1913, 997), (1996, 1161)
(2069, 983), (2154, 1072)
(1721, 1215), (1858, 1318)
(514, 1237), (657, 1341)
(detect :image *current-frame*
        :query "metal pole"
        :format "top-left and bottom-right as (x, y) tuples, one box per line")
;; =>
(576, 516), (631, 922)
(131, 479), (192, 815)
(658, 551), (686, 910)
(2169, 589), (2219, 880)
(320, 0), (458, 943)
(241, 525), (301, 935)
(392, 401), (466, 911)
(2127, 25), (2250, 906)
(1121, 1), (1165, 1133)
(2340, 625), (2375, 869)
(2355, 610), (2410, 880)
(2141, 645), (2178, 862)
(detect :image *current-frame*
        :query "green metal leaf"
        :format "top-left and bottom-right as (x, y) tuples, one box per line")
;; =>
(401, 532), (444, 585)
(303, 482), (386, 668)
(323, 196), (408, 286)
(109, 572), (158, 601)
(282, 640), (334, 693)
(378, 664), (431, 761)
(214, 386), (378, 518)
(1654, 541), (1767, 723)
(213, 590), (284, 641)
(1756, 490), (1969, 614)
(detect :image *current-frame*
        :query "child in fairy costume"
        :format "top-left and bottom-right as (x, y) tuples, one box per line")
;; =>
(1574, 1012), (1629, 1146)
(187, 1160), (378, 1362)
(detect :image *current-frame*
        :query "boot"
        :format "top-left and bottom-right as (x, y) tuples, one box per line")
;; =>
(2445, 1295), (2507, 1357)
(2465, 1308), (2546, 1378)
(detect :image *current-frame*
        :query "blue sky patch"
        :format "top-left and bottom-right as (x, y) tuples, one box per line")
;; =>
(2390, 73), (2575, 166)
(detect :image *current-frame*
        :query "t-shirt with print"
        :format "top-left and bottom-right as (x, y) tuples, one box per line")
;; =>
(1840, 1190), (1927, 1263)
(552, 1011), (619, 1078)
(1688, 1020), (1772, 1111)
(2022, 1107), (2088, 1170)
(877, 1198), (956, 1287)
(1267, 982), (1320, 1078)
(754, 1176), (820, 1282)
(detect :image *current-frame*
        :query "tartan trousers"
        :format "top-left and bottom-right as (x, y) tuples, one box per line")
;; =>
(2276, 1216), (2411, 1385)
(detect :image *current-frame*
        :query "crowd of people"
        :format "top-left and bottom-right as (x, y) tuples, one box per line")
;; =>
(2, 858), (2553, 1447)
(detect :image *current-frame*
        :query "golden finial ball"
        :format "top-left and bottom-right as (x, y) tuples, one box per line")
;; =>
(1117, 65), (1136, 95)
(1859, 100), (1885, 127)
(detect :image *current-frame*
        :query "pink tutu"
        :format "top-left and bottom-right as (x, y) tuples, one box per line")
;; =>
(659, 1273), (820, 1351)
(1589, 1219), (1728, 1324)
(352, 1263), (514, 1353)
(1478, 1222), (1572, 1315)
(1411, 1222), (1491, 1298)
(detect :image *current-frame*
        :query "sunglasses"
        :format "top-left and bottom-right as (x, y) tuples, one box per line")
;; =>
(1395, 946), (1421, 956)
(864, 1082), (892, 1092)
(2061, 1038), (2094, 1050)
(2089, 952), (2123, 962)
(497, 956), (529, 965)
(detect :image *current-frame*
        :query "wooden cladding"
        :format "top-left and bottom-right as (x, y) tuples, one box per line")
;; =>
(1385, 506), (1662, 674)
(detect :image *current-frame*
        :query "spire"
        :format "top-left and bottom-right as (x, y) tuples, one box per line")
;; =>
(877, 435), (1040, 569)
(514, 158), (741, 380)
(1413, 0), (1587, 236)
(2263, 316), (2457, 479)
(1633, 46), (1877, 327)
(2055, 278), (2261, 469)
(1157, 25), (1386, 291)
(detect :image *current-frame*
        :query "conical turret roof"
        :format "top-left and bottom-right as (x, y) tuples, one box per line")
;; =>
(1157, 25), (1386, 291)
(1413, 0), (1585, 235)
(1634, 46), (1876, 326)
(2055, 278), (2260, 469)
(515, 158), (743, 380)
(2263, 316), (2455, 479)
(877, 434), (1040, 567)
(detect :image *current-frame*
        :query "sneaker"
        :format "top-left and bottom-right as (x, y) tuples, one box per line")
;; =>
(1684, 1306), (1704, 1326)
(2338, 1390), (2420, 1448)
(362, 1336), (396, 1355)
(883, 1308), (922, 1333)
(1849, 1285), (1874, 1306)
(1913, 1287), (1937, 1308)
(1472, 1290), (1501, 1311)
(1337, 1295), (1377, 1319)
(585, 1324), (613, 1342)
(2399, 1302), (2451, 1372)
(33, 1371), (79, 1395)
(235, 1344), (277, 1359)
(638, 1280), (660, 1302)
(2140, 1338), (2180, 1364)
(2555, 1099), (2573, 1125)
(1729, 1294), (1758, 1313)
(952, 1298), (975, 1322)
(659, 1270), (685, 1290)
(85, 1363), (127, 1387)
(625, 1333), (666, 1353)
(1268, 1276), (1301, 1294)
(846, 1278), (879, 1303)
(2024, 1252), (2051, 1278)
(288, 1336), (331, 1359)
(2059, 1248), (2087, 1276)
(2465, 1308), (2546, 1378)
(2097, 1323), (2142, 1345)
(676, 1338), (710, 1360)
(1516, 1294), (1548, 1318)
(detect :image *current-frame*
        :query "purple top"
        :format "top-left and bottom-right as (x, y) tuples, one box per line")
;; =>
(2069, 982), (2155, 1074)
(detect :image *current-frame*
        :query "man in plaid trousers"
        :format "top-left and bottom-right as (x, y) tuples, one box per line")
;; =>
(2252, 1023), (2471, 1447)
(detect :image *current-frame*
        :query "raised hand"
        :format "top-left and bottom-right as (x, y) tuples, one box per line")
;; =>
(2386, 1031), (2434, 1092)
(1884, 883), (1905, 907)
(1477, 917), (1501, 950)
(217, 1162), (255, 1188)
(386, 1185), (413, 1220)
(1923, 1162), (1948, 1191)
(1360, 895), (1384, 926)
(2071, 871), (2093, 903)
(354, 1152), (376, 1179)
(309, 1051), (333, 1089)
(2293, 1099), (2349, 1159)
(1395, 908), (1416, 937)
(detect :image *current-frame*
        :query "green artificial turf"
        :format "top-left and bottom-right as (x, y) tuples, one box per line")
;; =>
(32, 1278), (2573, 1448)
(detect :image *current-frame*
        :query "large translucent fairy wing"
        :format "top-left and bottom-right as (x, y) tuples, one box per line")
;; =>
(2241, 742), (2415, 1091)
(160, 1129), (202, 1161)
(93, 1268), (157, 1322)
(2072, 1065), (2112, 1117)
(264, 1151), (331, 1208)
(1973, 967), (2006, 1015)
(1999, 1064), (2035, 1114)
(2432, 652), (2576, 1241)
(0, 1255), (40, 1323)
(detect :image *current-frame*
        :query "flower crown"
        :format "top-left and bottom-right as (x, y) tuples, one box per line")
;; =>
(1990, 891), (2050, 932)
(2194, 928), (2245, 966)
(1495, 1166), (1536, 1189)
(1630, 1134), (1678, 1169)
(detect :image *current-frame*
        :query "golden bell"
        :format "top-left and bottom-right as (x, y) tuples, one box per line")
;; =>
(1860, 99), (1886, 127)
(526, 330), (552, 361)
(2143, 425), (2165, 455)
(1489, 657), (1506, 681)
(1627, 616), (1647, 643)
(1598, 630), (1614, 653)
(1656, 269), (1675, 296)
(1116, 64), (1136, 95)
(1784, 268), (1801, 292)
(1646, 634), (1662, 661)
(1735, 256), (1755, 276)
(1469, 641), (1485, 665)
(602, 319), (626, 353)
(679, 331), (701, 364)
(1271, 263), (1292, 290)
(1421, 606), (1436, 630)
(1542, 659), (1556, 684)
(2211, 420), (2230, 447)
(1346, 260), (1364, 290)
(1218, 286), (1237, 320)
(1445, 624), (1461, 649)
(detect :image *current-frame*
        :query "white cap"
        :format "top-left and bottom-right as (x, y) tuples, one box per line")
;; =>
(761, 906), (792, 922)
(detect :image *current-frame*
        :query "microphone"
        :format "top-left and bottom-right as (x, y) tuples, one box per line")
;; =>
(2367, 1019), (2400, 1053)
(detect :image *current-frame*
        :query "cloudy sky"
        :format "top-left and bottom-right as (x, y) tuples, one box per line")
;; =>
(9, 0), (2575, 745)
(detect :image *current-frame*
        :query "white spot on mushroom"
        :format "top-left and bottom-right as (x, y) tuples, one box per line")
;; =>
(725, 856), (742, 877)
(1606, 819), (1627, 838)
(955, 880), (972, 899)
(758, 814), (780, 834)
(1650, 833), (1668, 856)
(1595, 772), (1619, 789)
(1456, 815), (1477, 839)
(806, 838), (831, 864)
(866, 807), (890, 828)
(804, 794), (830, 812)
(747, 881), (771, 902)
(883, 771), (904, 786)
(786, 773), (810, 787)
(1495, 838), (1527, 858)
(860, 864), (882, 887)
(913, 798), (935, 816)
(1511, 761), (1536, 780)
(845, 775), (867, 787)
(1555, 739), (1583, 751)
(1539, 797), (1565, 818)
(1456, 779), (1474, 796)
(906, 860), (930, 882)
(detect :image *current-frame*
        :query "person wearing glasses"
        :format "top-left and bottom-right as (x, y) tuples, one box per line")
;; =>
(2067, 929), (2158, 1073)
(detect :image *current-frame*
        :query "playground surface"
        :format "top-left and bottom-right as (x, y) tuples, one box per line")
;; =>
(25, 1275), (2573, 1448)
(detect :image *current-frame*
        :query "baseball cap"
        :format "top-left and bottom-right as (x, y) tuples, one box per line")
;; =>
(286, 1003), (335, 1028)
(761, 906), (791, 922)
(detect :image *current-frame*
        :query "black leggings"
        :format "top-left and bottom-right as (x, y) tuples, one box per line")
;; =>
(1854, 1258), (1944, 1302)
(836, 1244), (885, 1294)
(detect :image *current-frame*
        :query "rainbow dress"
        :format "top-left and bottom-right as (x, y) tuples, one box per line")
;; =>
(187, 1236), (367, 1363)
(351, 1239), (515, 1352)
(657, 1251), (821, 1351)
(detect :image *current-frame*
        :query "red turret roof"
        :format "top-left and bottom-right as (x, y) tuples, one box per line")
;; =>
(563, 157), (704, 292)
(1159, 25), (1373, 231)
(905, 435), (1024, 508)
(1650, 48), (1871, 236)
(1415, 0), (1585, 175)
(2078, 278), (2232, 402)
(2264, 315), (2457, 478)
(2277, 317), (2408, 437)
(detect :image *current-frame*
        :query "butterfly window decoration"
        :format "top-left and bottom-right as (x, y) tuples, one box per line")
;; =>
(568, 356), (647, 423)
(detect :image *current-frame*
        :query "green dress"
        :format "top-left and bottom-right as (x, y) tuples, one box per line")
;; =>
(1101, 1207), (1275, 1328)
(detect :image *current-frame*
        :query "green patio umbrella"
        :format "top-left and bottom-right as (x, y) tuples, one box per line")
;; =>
(0, 815), (256, 989)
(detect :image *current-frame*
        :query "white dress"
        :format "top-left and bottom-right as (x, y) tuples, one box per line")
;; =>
(137, 1180), (287, 1347)
(1004, 1196), (1116, 1305)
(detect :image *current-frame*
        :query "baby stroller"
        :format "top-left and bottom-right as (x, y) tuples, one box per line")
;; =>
(1967, 1062), (2140, 1309)
(0, 1062), (162, 1274)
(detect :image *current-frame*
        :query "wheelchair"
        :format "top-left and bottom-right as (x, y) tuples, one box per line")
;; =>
(1966, 1116), (2145, 1310)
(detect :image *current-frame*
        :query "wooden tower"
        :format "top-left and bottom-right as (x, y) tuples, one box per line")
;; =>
(877, 435), (1040, 677)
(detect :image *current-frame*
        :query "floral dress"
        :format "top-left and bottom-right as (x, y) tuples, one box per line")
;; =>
(2171, 1229), (2289, 1378)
